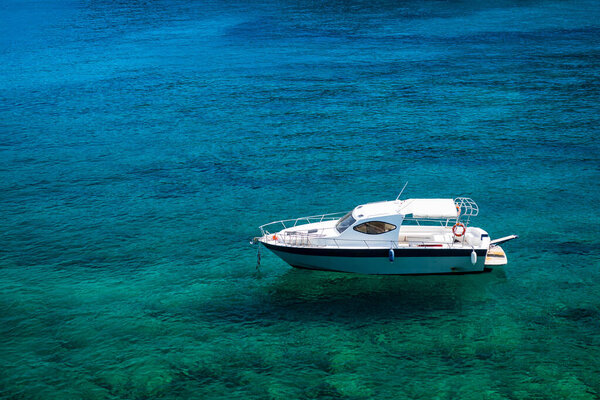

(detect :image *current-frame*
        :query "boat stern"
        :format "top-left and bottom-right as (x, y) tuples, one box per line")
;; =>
(485, 245), (508, 266)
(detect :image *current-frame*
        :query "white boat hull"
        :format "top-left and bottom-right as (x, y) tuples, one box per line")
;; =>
(263, 242), (488, 275)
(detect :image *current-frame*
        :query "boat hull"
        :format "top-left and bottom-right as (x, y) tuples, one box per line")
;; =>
(262, 242), (488, 275)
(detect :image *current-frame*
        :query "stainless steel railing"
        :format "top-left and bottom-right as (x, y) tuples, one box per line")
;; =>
(258, 211), (347, 236)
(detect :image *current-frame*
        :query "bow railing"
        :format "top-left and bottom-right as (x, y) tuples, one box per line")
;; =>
(258, 211), (347, 236)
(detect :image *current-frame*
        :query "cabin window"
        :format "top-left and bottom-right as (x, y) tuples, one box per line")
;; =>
(353, 221), (397, 235)
(335, 211), (356, 233)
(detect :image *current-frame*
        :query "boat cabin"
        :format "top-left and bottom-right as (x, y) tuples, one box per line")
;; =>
(333, 199), (461, 243)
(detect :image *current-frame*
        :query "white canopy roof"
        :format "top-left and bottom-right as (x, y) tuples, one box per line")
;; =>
(399, 198), (458, 219)
(352, 198), (459, 220)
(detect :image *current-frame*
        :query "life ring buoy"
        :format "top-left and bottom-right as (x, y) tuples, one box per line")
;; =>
(452, 223), (466, 237)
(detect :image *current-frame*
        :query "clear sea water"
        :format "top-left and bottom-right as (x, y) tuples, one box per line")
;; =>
(1, 0), (600, 398)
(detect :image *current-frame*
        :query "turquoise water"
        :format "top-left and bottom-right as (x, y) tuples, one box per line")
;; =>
(1, 0), (600, 398)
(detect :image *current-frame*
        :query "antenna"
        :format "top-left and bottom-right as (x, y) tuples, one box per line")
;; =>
(396, 181), (408, 201)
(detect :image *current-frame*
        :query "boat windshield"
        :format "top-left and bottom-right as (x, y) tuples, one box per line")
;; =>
(335, 211), (356, 233)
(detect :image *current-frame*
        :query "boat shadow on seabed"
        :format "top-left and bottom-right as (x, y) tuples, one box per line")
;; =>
(252, 267), (508, 323)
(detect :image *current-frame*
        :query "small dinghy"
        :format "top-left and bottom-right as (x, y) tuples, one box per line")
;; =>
(255, 195), (517, 275)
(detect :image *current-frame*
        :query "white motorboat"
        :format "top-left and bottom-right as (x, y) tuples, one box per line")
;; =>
(255, 197), (517, 275)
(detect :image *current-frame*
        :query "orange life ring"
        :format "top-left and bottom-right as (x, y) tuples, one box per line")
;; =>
(452, 223), (466, 237)
(272, 234), (278, 241)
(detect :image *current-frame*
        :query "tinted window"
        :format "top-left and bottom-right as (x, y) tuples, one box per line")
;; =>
(336, 211), (356, 233)
(353, 221), (397, 235)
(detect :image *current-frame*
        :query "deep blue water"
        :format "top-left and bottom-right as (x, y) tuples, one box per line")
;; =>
(1, 0), (600, 398)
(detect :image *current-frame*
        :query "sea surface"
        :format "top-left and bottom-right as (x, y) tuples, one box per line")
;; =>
(1, 0), (600, 398)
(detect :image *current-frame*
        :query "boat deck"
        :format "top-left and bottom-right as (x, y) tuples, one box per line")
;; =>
(262, 225), (482, 250)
